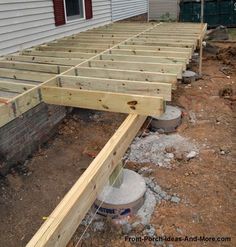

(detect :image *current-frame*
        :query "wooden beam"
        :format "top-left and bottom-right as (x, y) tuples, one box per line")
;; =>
(0, 68), (53, 82)
(48, 42), (112, 49)
(0, 80), (34, 93)
(26, 114), (146, 247)
(56, 75), (172, 101)
(117, 44), (192, 53)
(6, 55), (84, 66)
(73, 67), (177, 84)
(58, 37), (124, 42)
(131, 38), (197, 47)
(82, 31), (143, 35)
(139, 33), (199, 38)
(21, 50), (93, 59)
(97, 54), (187, 68)
(0, 60), (69, 74)
(67, 33), (130, 39)
(136, 37), (196, 43)
(37, 46), (104, 54)
(110, 49), (189, 60)
(42, 86), (164, 116)
(0, 88), (42, 127)
(85, 60), (183, 79)
(0, 96), (11, 102)
(125, 40), (195, 49)
(49, 39), (120, 45)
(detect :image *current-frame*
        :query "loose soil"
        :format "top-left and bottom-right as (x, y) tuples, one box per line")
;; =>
(0, 43), (235, 247)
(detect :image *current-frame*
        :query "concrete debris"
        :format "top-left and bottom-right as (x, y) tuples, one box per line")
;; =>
(189, 110), (197, 124)
(144, 177), (171, 201)
(138, 167), (153, 175)
(127, 133), (199, 167)
(170, 196), (181, 204)
(122, 223), (132, 234)
(93, 221), (105, 232)
(144, 225), (156, 237)
(186, 151), (198, 160)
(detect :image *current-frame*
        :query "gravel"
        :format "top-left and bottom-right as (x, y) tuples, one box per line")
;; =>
(127, 132), (199, 167)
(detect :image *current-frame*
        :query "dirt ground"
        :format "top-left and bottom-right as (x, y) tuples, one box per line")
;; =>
(0, 43), (235, 247)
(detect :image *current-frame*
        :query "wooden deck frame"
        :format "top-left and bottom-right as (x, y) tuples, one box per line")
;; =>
(0, 22), (207, 127)
(0, 22), (207, 247)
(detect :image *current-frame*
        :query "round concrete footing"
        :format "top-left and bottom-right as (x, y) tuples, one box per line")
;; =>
(94, 169), (146, 219)
(151, 105), (182, 133)
(182, 70), (197, 84)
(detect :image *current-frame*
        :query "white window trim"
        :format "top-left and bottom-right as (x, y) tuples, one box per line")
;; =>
(63, 0), (86, 23)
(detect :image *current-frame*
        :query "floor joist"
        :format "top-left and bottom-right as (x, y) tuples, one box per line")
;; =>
(70, 67), (177, 84)
(53, 75), (172, 101)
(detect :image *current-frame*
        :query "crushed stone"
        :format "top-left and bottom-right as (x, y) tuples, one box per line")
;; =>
(127, 132), (199, 167)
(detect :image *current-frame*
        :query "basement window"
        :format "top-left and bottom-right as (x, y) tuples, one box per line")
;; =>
(64, 0), (84, 21)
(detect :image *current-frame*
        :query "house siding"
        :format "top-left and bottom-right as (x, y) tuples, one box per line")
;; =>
(112, 0), (148, 21)
(0, 0), (112, 56)
(149, 0), (179, 21)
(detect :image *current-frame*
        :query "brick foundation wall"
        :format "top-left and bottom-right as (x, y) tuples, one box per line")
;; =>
(0, 103), (68, 175)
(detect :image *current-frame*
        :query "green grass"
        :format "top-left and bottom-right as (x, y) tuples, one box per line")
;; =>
(228, 28), (236, 40)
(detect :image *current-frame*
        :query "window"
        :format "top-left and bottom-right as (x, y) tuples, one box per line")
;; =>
(64, 0), (84, 21)
(52, 0), (93, 26)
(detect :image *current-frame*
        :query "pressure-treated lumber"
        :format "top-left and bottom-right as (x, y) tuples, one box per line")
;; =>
(42, 86), (164, 116)
(84, 60), (183, 79)
(117, 44), (192, 53)
(110, 49), (190, 59)
(135, 37), (196, 44)
(0, 68), (53, 82)
(139, 34), (199, 38)
(54, 75), (172, 100)
(97, 54), (187, 68)
(21, 50), (93, 59)
(0, 61), (68, 74)
(26, 114), (146, 247)
(0, 80), (34, 93)
(71, 67), (177, 84)
(6, 55), (84, 66)
(0, 21), (206, 130)
(125, 40), (195, 49)
(37, 46), (104, 54)
(57, 37), (124, 42)
(0, 88), (42, 127)
(48, 42), (112, 49)
(0, 23), (156, 128)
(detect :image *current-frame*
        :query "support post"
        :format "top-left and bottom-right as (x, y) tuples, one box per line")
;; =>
(109, 161), (124, 188)
(199, 0), (204, 76)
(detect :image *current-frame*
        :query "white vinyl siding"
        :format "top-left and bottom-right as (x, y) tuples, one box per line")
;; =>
(112, 0), (148, 21)
(0, 0), (112, 56)
(149, 0), (179, 21)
